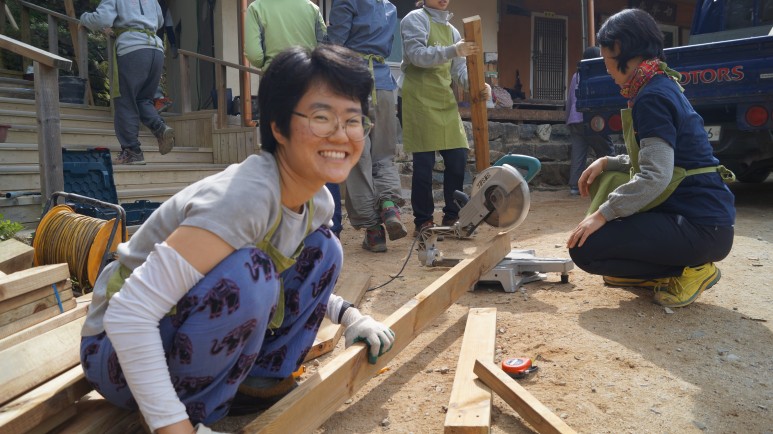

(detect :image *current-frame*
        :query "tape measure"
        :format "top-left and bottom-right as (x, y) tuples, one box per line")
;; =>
(501, 357), (539, 379)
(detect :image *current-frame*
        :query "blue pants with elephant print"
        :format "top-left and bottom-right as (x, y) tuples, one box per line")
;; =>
(80, 227), (341, 425)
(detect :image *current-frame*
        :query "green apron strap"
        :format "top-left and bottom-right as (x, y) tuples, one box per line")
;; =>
(358, 53), (385, 105)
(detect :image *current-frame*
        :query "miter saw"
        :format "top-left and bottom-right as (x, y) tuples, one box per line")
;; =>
(417, 154), (574, 293)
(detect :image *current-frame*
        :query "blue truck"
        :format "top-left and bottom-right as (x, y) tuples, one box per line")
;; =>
(576, 0), (773, 182)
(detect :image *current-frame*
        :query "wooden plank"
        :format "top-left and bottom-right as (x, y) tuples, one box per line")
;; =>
(0, 287), (73, 326)
(0, 297), (77, 341)
(27, 406), (77, 434)
(444, 308), (496, 434)
(239, 232), (512, 433)
(473, 359), (577, 434)
(0, 315), (85, 405)
(0, 239), (34, 274)
(0, 365), (92, 434)
(55, 391), (136, 434)
(0, 293), (90, 352)
(0, 263), (70, 301)
(0, 279), (70, 314)
(35, 62), (66, 199)
(304, 273), (370, 362)
(462, 16), (489, 172)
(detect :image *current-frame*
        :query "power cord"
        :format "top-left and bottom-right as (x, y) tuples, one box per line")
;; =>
(367, 225), (432, 292)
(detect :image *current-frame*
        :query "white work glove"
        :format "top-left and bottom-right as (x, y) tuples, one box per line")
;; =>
(454, 39), (480, 57)
(195, 423), (229, 434)
(342, 308), (395, 364)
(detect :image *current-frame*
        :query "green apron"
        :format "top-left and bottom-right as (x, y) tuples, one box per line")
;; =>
(106, 201), (315, 330)
(359, 53), (385, 105)
(587, 108), (735, 215)
(401, 11), (468, 153)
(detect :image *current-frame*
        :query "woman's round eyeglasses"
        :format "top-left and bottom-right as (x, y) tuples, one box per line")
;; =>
(292, 110), (373, 141)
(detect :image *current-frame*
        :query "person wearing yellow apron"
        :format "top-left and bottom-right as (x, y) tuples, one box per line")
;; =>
(80, 0), (175, 165)
(566, 9), (735, 308)
(79, 46), (395, 434)
(329, 0), (409, 253)
(399, 0), (490, 235)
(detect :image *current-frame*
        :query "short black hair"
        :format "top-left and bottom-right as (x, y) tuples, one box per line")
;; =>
(258, 44), (373, 154)
(596, 9), (665, 74)
(582, 46), (600, 60)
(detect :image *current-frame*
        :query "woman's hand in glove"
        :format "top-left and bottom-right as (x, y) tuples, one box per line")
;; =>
(454, 39), (480, 57)
(341, 308), (395, 364)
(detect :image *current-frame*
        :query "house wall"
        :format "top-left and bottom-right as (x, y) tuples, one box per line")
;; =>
(498, 0), (695, 100)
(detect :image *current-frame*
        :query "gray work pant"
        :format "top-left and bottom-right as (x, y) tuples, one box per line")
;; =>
(568, 123), (616, 189)
(344, 89), (403, 228)
(114, 48), (166, 151)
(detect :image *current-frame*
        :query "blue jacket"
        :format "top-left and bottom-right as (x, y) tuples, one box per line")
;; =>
(328, 0), (397, 91)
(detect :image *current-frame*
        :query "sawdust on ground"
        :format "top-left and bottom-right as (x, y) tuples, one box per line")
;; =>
(217, 180), (773, 434)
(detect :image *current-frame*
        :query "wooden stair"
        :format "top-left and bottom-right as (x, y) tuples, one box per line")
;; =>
(0, 93), (247, 229)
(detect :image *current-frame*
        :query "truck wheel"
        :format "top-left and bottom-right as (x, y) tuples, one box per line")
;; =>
(736, 168), (771, 183)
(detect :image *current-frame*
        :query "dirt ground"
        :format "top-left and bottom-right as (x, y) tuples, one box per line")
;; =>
(218, 179), (773, 434)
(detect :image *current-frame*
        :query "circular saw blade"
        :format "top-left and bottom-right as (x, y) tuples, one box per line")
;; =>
(471, 165), (531, 230)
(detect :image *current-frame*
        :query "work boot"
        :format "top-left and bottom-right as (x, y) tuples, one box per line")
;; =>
(381, 200), (407, 241)
(112, 148), (145, 165)
(229, 375), (298, 415)
(441, 215), (459, 226)
(155, 125), (175, 155)
(413, 220), (435, 237)
(603, 275), (670, 288)
(362, 224), (387, 252)
(654, 263), (721, 308)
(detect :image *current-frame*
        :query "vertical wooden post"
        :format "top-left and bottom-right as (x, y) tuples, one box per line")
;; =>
(0, 0), (6, 69)
(214, 64), (227, 129)
(238, 0), (255, 127)
(106, 36), (114, 110)
(463, 16), (490, 173)
(65, 0), (95, 105)
(34, 62), (65, 202)
(47, 16), (58, 55)
(178, 53), (191, 113)
(20, 7), (30, 71)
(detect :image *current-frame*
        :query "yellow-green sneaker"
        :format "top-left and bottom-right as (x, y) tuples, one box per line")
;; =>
(654, 263), (720, 308)
(603, 275), (669, 288)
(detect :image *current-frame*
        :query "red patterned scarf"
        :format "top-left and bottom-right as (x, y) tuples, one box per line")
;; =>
(619, 58), (665, 107)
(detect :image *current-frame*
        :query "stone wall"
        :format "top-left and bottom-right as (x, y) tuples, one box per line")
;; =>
(396, 120), (575, 202)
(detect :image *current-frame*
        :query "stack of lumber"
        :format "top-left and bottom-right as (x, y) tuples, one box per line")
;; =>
(0, 239), (112, 433)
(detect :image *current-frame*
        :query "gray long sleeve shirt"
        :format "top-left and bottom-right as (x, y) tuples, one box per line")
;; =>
(599, 137), (673, 221)
(81, 0), (164, 57)
(398, 7), (468, 91)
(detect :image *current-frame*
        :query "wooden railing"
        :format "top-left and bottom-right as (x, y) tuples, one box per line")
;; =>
(177, 49), (262, 129)
(0, 34), (72, 201)
(16, 0), (93, 105)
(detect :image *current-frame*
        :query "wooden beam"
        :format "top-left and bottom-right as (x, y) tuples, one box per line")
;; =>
(0, 264), (70, 301)
(0, 293), (90, 352)
(178, 53), (191, 113)
(0, 315), (85, 405)
(0, 365), (92, 434)
(473, 359), (577, 434)
(0, 288), (73, 326)
(463, 16), (489, 172)
(304, 273), (370, 362)
(0, 298), (77, 340)
(239, 232), (512, 433)
(0, 279), (70, 315)
(0, 239), (34, 274)
(444, 308), (496, 433)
